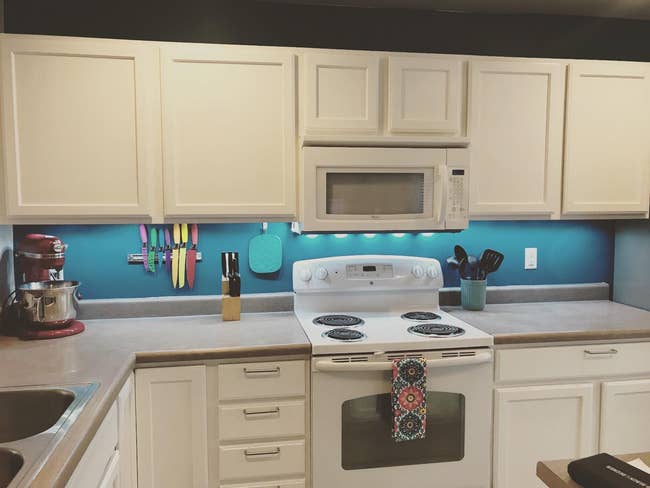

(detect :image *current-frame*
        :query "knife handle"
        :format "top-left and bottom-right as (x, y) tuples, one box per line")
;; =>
(191, 224), (198, 248)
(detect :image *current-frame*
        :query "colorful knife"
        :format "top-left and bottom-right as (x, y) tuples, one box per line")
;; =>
(172, 224), (180, 288)
(164, 228), (172, 273)
(148, 227), (157, 273)
(186, 224), (198, 289)
(179, 224), (188, 288)
(139, 224), (148, 272)
(158, 228), (164, 269)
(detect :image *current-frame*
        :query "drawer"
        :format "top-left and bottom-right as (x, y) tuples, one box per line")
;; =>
(218, 361), (305, 400)
(496, 342), (650, 383)
(219, 400), (305, 441)
(220, 481), (305, 488)
(219, 440), (305, 482)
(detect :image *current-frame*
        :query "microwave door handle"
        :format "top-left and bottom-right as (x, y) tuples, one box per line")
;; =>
(314, 351), (492, 372)
(434, 165), (449, 224)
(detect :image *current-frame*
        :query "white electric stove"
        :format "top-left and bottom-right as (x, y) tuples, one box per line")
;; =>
(293, 254), (493, 355)
(293, 255), (494, 488)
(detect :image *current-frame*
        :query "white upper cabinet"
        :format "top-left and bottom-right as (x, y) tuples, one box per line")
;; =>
(160, 44), (296, 219)
(0, 35), (161, 220)
(563, 61), (650, 217)
(388, 56), (461, 134)
(469, 60), (565, 218)
(304, 52), (380, 133)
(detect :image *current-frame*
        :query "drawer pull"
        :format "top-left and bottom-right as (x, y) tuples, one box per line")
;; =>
(244, 447), (281, 458)
(243, 407), (281, 418)
(243, 366), (281, 377)
(584, 348), (618, 356)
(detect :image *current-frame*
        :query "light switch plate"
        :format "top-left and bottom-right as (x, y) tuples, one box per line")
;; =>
(525, 248), (537, 270)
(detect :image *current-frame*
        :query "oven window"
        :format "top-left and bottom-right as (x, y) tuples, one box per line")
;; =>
(325, 172), (425, 215)
(341, 391), (465, 470)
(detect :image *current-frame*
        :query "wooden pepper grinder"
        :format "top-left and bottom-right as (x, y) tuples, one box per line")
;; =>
(221, 251), (241, 321)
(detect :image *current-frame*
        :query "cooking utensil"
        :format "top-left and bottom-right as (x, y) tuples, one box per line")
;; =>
(172, 224), (180, 288)
(148, 228), (157, 273)
(158, 228), (164, 268)
(164, 228), (172, 273)
(186, 224), (198, 289)
(139, 225), (148, 272)
(179, 224), (188, 288)
(17, 281), (81, 327)
(249, 222), (283, 274)
(221, 252), (229, 278)
(478, 249), (505, 279)
(454, 245), (468, 264)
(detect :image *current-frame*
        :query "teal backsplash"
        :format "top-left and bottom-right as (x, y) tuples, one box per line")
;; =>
(14, 221), (614, 299)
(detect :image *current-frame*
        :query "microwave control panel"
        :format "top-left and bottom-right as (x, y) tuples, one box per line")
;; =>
(446, 148), (470, 227)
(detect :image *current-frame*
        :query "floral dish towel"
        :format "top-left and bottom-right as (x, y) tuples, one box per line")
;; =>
(391, 357), (427, 442)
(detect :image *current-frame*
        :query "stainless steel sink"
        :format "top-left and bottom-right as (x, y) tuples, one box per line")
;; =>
(0, 449), (23, 488)
(0, 389), (75, 443)
(0, 384), (97, 488)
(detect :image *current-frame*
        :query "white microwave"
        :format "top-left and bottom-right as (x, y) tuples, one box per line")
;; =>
(300, 146), (469, 232)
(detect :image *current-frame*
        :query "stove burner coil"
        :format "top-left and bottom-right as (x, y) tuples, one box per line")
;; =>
(401, 311), (442, 321)
(322, 328), (367, 342)
(313, 314), (364, 327)
(407, 324), (465, 337)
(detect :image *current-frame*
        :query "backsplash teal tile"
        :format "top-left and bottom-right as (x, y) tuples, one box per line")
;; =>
(14, 221), (614, 299)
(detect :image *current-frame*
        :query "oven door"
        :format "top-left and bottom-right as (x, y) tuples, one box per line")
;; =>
(302, 146), (449, 232)
(311, 349), (493, 488)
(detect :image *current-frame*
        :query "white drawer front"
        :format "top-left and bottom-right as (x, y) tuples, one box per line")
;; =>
(219, 400), (305, 441)
(220, 480), (305, 488)
(219, 440), (305, 482)
(218, 361), (305, 400)
(496, 342), (650, 383)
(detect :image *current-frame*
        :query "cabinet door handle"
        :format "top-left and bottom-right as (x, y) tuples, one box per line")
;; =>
(243, 366), (280, 377)
(243, 407), (280, 418)
(584, 348), (618, 356)
(244, 447), (281, 458)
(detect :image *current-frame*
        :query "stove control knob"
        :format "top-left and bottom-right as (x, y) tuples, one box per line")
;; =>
(426, 266), (439, 279)
(299, 268), (312, 282)
(315, 267), (329, 280)
(411, 265), (425, 279)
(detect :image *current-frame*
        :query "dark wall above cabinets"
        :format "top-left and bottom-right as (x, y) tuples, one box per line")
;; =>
(5, 0), (650, 61)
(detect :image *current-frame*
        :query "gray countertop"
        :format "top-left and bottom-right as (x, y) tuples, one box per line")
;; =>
(448, 300), (650, 344)
(0, 312), (309, 488)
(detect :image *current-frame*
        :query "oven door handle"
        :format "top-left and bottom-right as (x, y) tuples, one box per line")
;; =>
(314, 351), (492, 372)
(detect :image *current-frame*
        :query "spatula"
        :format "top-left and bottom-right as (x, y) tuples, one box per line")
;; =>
(172, 224), (180, 288)
(478, 249), (505, 279)
(186, 224), (198, 289)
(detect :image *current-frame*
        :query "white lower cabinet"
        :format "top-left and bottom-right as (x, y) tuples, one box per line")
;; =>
(215, 360), (308, 487)
(494, 384), (595, 488)
(494, 342), (650, 488)
(117, 374), (137, 488)
(135, 365), (208, 488)
(67, 403), (119, 488)
(600, 379), (650, 454)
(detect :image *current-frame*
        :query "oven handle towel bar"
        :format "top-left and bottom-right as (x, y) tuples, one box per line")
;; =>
(314, 351), (492, 372)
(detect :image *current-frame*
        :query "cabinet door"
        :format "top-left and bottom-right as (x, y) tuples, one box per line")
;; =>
(117, 374), (137, 488)
(161, 44), (296, 218)
(563, 61), (650, 216)
(469, 61), (565, 218)
(304, 53), (380, 133)
(600, 379), (650, 454)
(494, 384), (595, 488)
(0, 35), (160, 219)
(388, 56), (461, 134)
(136, 365), (208, 488)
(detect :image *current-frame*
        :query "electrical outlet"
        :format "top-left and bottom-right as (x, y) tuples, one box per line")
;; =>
(525, 248), (537, 270)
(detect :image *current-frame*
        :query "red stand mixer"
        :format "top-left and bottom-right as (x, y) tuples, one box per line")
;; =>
(2, 234), (85, 340)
